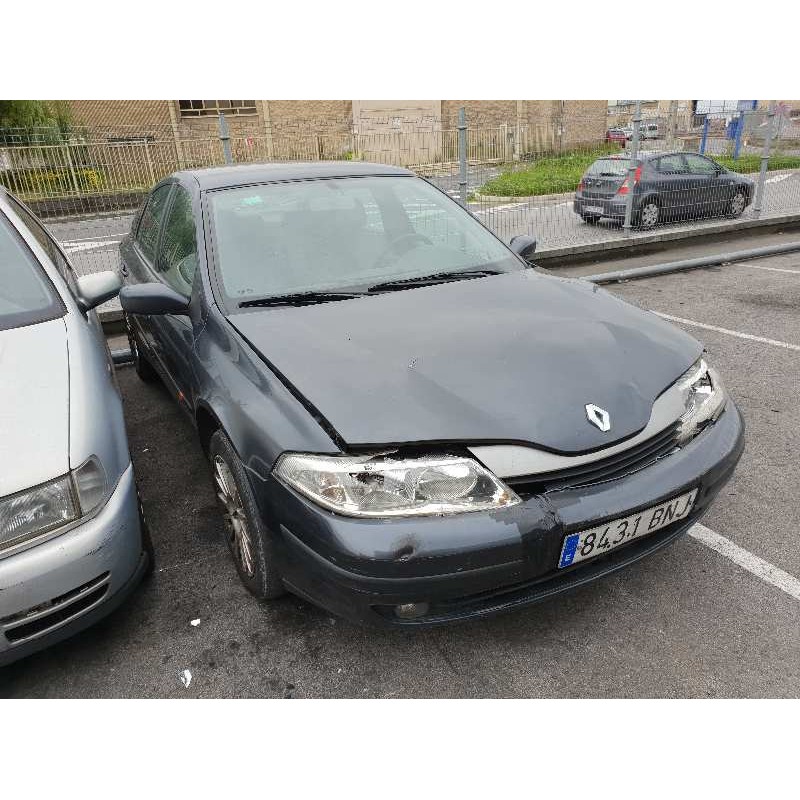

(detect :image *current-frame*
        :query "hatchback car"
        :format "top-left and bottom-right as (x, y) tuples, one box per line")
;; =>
(119, 162), (743, 626)
(605, 128), (627, 146)
(574, 151), (754, 228)
(0, 188), (150, 665)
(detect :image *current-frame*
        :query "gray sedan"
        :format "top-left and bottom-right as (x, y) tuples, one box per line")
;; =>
(0, 188), (150, 666)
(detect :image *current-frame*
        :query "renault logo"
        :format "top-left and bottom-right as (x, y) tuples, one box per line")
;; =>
(585, 404), (611, 432)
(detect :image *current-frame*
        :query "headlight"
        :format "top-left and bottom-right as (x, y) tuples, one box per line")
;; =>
(675, 358), (727, 445)
(0, 476), (79, 551)
(274, 453), (521, 517)
(0, 456), (109, 552)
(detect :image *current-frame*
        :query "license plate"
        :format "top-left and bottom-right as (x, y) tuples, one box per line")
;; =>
(557, 489), (698, 569)
(584, 205), (604, 214)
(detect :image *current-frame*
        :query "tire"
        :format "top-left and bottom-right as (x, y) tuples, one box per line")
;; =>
(124, 313), (158, 383)
(728, 190), (747, 218)
(581, 214), (601, 225)
(208, 429), (285, 600)
(636, 198), (660, 230)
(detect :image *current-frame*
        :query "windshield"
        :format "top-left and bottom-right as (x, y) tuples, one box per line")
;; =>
(208, 175), (522, 304)
(587, 158), (632, 177)
(0, 212), (63, 332)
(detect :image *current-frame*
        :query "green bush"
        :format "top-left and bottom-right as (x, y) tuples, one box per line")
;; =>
(0, 166), (105, 196)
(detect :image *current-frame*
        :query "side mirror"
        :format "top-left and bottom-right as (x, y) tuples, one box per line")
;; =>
(509, 234), (538, 263)
(120, 283), (190, 316)
(75, 271), (121, 312)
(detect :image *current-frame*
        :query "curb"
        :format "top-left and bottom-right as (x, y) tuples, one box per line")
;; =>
(584, 240), (800, 284)
(532, 212), (800, 264)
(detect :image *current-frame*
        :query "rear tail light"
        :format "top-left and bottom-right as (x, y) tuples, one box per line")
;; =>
(577, 178), (585, 192)
(616, 165), (642, 195)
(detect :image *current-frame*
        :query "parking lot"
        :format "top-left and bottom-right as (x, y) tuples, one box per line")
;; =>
(2, 247), (799, 698)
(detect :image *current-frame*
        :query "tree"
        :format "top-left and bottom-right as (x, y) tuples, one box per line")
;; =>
(0, 100), (73, 142)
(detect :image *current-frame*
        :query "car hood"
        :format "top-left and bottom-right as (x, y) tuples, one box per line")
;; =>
(229, 270), (701, 454)
(0, 318), (70, 496)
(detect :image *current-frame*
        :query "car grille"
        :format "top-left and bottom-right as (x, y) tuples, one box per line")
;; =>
(506, 420), (681, 496)
(1, 572), (110, 644)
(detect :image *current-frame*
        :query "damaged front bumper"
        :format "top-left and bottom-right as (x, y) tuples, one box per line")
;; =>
(262, 402), (744, 627)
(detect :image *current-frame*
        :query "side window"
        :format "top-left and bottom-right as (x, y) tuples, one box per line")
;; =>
(684, 154), (719, 175)
(136, 184), (173, 263)
(656, 155), (687, 174)
(156, 186), (198, 296)
(6, 195), (77, 289)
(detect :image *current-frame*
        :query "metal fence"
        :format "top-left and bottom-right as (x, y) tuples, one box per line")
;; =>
(2, 101), (799, 286)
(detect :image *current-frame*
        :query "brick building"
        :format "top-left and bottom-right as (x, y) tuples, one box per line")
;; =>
(67, 99), (607, 143)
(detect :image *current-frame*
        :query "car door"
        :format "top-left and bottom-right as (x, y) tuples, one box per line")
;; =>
(123, 183), (174, 362)
(652, 154), (690, 219)
(684, 154), (732, 218)
(149, 184), (199, 410)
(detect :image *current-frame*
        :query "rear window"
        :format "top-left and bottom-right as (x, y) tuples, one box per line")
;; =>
(586, 158), (632, 177)
(0, 211), (64, 332)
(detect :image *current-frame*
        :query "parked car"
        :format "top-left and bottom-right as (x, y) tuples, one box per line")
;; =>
(605, 128), (627, 146)
(119, 162), (743, 627)
(0, 188), (150, 666)
(622, 122), (661, 141)
(574, 151), (755, 228)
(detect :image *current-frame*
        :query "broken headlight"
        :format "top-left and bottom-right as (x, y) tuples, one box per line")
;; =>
(274, 453), (520, 517)
(675, 358), (727, 445)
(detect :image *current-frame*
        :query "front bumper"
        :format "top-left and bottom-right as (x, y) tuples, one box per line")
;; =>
(0, 463), (147, 666)
(262, 402), (744, 627)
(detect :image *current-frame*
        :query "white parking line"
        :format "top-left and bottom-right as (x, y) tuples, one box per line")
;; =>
(61, 233), (123, 243)
(652, 312), (800, 352)
(739, 263), (800, 275)
(63, 241), (120, 253)
(765, 173), (792, 184)
(689, 524), (800, 602)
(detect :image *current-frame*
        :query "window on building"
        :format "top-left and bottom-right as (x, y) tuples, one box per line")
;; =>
(178, 101), (257, 117)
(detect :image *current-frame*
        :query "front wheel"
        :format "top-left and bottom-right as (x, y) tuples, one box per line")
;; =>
(636, 199), (660, 230)
(208, 430), (285, 600)
(728, 190), (747, 218)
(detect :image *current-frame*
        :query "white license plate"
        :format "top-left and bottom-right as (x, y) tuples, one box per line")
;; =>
(584, 205), (605, 214)
(557, 489), (698, 569)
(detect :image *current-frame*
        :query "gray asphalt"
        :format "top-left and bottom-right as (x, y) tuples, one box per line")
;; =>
(2, 248), (799, 698)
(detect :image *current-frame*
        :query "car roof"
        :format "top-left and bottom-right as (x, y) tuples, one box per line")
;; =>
(173, 161), (415, 190)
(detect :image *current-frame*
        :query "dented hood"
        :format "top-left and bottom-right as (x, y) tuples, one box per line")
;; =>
(229, 270), (701, 454)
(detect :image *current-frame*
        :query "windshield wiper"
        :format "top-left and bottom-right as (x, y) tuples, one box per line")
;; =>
(367, 269), (501, 293)
(238, 291), (363, 308)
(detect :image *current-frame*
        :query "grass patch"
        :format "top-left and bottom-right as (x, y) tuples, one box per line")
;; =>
(714, 153), (800, 173)
(479, 146), (621, 197)
(479, 148), (800, 197)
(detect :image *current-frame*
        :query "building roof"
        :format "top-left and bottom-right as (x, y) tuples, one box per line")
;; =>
(178, 161), (415, 190)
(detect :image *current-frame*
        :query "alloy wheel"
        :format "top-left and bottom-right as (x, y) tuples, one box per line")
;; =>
(730, 192), (746, 216)
(213, 455), (256, 577)
(640, 202), (659, 228)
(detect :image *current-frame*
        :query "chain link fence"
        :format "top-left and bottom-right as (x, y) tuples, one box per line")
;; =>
(2, 101), (799, 288)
